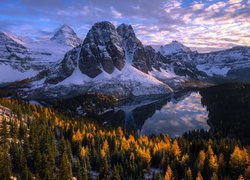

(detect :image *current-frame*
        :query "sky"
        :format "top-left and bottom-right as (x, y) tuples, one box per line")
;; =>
(0, 0), (249, 52)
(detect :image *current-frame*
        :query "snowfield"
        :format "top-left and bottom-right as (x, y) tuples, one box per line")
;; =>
(58, 65), (166, 87)
(54, 65), (173, 96)
(196, 64), (231, 77)
(0, 64), (37, 83)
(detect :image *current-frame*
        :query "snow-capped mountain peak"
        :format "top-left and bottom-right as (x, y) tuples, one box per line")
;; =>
(160, 40), (192, 56)
(1, 32), (26, 46)
(0, 31), (29, 57)
(50, 24), (81, 48)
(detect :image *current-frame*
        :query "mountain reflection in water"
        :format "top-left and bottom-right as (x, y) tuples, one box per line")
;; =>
(100, 91), (209, 137)
(100, 83), (250, 141)
(140, 92), (209, 137)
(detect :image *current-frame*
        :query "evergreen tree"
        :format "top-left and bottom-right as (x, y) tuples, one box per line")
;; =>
(99, 156), (109, 180)
(10, 143), (26, 174)
(80, 158), (89, 180)
(0, 118), (9, 146)
(59, 151), (72, 180)
(112, 164), (121, 180)
(0, 146), (11, 180)
(9, 120), (18, 141)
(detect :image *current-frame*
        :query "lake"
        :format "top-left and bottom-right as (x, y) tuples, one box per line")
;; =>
(100, 83), (250, 142)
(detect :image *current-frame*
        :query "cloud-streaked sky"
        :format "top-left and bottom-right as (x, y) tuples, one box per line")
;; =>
(0, 0), (249, 52)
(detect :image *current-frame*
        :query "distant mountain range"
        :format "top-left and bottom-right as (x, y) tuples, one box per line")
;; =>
(0, 21), (249, 99)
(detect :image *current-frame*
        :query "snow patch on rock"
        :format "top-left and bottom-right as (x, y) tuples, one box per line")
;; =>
(196, 64), (231, 76)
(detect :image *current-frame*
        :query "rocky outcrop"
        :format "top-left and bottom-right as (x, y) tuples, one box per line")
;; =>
(79, 22), (125, 78)
(144, 46), (165, 71)
(45, 47), (80, 84)
(117, 24), (150, 73)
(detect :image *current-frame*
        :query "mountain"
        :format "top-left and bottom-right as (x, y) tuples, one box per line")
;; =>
(160, 45), (250, 83)
(0, 32), (30, 61)
(160, 40), (192, 56)
(0, 25), (81, 84)
(117, 23), (151, 73)
(195, 46), (250, 82)
(1, 21), (250, 100)
(0, 32), (37, 83)
(50, 24), (81, 47)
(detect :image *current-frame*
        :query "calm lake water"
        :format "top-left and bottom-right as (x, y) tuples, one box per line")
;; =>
(139, 92), (209, 137)
(100, 91), (209, 137)
(100, 84), (250, 142)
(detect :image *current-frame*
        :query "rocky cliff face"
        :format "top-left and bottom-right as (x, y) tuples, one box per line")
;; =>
(79, 22), (125, 78)
(45, 46), (80, 84)
(117, 24), (150, 73)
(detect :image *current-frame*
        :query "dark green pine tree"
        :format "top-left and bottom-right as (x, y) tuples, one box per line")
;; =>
(112, 165), (121, 180)
(9, 120), (18, 141)
(29, 122), (41, 175)
(39, 153), (52, 179)
(0, 146), (12, 180)
(18, 121), (27, 140)
(59, 151), (72, 180)
(0, 118), (9, 147)
(75, 159), (83, 180)
(82, 156), (91, 180)
(21, 165), (33, 180)
(10, 143), (26, 174)
(99, 156), (109, 180)
(79, 158), (88, 180)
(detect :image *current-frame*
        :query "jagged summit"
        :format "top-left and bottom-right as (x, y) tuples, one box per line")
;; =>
(117, 24), (138, 42)
(79, 21), (125, 77)
(90, 21), (115, 30)
(33, 21), (173, 98)
(44, 21), (202, 85)
(160, 40), (192, 56)
(50, 24), (81, 48)
(117, 23), (151, 73)
(2, 21), (249, 99)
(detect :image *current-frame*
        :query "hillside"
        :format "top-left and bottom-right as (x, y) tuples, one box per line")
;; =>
(0, 98), (249, 179)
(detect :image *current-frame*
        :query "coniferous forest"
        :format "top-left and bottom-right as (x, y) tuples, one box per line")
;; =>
(0, 98), (249, 180)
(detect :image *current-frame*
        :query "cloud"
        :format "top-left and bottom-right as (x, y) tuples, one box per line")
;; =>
(191, 2), (205, 10)
(228, 0), (242, 4)
(0, 0), (249, 52)
(110, 7), (123, 18)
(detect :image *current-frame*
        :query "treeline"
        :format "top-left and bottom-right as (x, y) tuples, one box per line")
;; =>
(49, 93), (117, 116)
(0, 98), (249, 180)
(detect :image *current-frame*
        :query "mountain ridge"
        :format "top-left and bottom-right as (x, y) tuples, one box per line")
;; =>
(0, 21), (250, 99)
